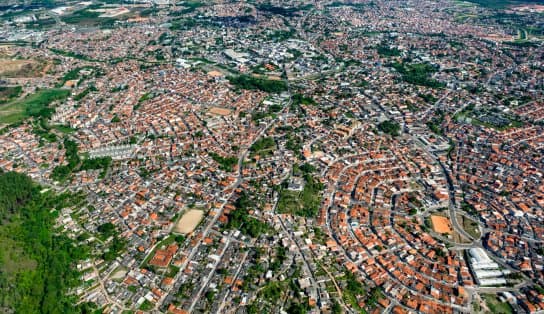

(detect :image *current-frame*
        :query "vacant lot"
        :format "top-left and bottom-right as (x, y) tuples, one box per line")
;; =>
(174, 209), (204, 234)
(430, 215), (453, 234)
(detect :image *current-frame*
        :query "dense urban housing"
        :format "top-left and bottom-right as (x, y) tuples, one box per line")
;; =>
(0, 0), (543, 313)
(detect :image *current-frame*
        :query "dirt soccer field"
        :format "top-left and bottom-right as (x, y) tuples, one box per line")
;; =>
(430, 215), (453, 234)
(174, 209), (204, 234)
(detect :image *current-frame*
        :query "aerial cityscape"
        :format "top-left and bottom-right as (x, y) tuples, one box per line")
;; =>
(0, 0), (543, 313)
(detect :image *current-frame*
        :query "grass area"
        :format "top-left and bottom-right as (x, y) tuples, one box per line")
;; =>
(455, 13), (478, 22)
(53, 124), (77, 134)
(461, 215), (481, 239)
(0, 88), (70, 125)
(24, 18), (57, 29)
(0, 102), (26, 125)
(60, 6), (127, 28)
(249, 137), (276, 158)
(139, 300), (153, 311)
(179, 0), (205, 14)
(455, 105), (524, 131)
(473, 117), (523, 130)
(49, 48), (98, 62)
(482, 294), (513, 314)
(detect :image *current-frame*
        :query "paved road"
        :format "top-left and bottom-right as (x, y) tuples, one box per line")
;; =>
(187, 236), (231, 313)
(155, 95), (292, 312)
(214, 250), (249, 314)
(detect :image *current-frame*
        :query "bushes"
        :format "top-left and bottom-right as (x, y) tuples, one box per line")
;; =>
(0, 86), (22, 103)
(52, 140), (111, 182)
(377, 45), (401, 57)
(209, 152), (238, 172)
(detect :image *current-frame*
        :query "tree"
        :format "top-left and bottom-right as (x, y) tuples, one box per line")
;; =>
(0, 171), (93, 314)
(378, 120), (401, 137)
(227, 75), (287, 93)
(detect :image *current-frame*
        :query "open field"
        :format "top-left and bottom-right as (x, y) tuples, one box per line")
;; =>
(430, 214), (453, 234)
(0, 58), (48, 78)
(61, 7), (138, 27)
(0, 100), (26, 125)
(174, 209), (204, 234)
(0, 88), (70, 125)
(110, 267), (128, 281)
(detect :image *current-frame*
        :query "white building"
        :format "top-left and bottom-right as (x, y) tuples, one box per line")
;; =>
(468, 248), (508, 286)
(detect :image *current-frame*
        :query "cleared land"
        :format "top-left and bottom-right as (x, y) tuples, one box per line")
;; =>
(430, 215), (453, 234)
(174, 209), (204, 234)
(110, 267), (128, 281)
(0, 58), (48, 78)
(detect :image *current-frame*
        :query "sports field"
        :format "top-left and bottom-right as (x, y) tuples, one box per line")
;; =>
(431, 215), (453, 234)
(174, 209), (204, 234)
